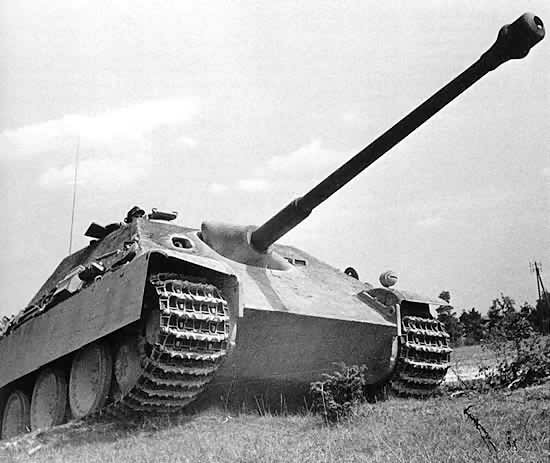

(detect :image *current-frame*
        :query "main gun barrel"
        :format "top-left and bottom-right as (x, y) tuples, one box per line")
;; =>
(250, 13), (545, 253)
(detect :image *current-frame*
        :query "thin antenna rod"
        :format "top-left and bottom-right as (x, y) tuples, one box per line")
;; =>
(68, 137), (80, 254)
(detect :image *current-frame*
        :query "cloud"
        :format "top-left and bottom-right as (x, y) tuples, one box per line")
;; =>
(235, 139), (346, 194)
(208, 179), (270, 194)
(341, 110), (362, 124)
(208, 182), (228, 194)
(40, 158), (149, 189)
(267, 139), (346, 175)
(408, 188), (511, 218)
(177, 136), (198, 149)
(237, 178), (270, 192)
(0, 98), (199, 190)
(543, 167), (550, 178)
(416, 216), (443, 228)
(0, 99), (199, 160)
(342, 112), (357, 123)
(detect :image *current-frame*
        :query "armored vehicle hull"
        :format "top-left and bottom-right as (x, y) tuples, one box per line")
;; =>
(0, 217), (449, 437)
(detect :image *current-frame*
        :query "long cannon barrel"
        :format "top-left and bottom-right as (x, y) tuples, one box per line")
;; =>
(250, 13), (545, 253)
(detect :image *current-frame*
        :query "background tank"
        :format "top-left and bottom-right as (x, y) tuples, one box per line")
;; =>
(0, 13), (545, 439)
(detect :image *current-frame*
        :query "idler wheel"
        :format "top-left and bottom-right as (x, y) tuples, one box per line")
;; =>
(69, 342), (112, 419)
(1, 390), (30, 439)
(114, 338), (143, 396)
(30, 368), (67, 431)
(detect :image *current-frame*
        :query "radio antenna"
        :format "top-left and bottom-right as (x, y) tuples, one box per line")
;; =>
(68, 136), (80, 254)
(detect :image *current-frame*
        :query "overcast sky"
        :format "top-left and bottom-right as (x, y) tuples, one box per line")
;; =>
(0, 1), (548, 318)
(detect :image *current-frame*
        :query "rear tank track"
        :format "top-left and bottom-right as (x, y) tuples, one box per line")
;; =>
(391, 316), (451, 396)
(109, 273), (230, 414)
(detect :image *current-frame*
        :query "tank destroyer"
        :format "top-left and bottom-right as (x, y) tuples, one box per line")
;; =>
(0, 12), (544, 439)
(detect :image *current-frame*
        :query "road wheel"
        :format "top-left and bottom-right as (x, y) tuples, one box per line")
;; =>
(69, 342), (112, 419)
(30, 368), (67, 431)
(114, 338), (143, 396)
(1, 390), (30, 439)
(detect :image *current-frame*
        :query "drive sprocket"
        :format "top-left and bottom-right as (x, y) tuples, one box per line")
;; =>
(112, 274), (230, 413)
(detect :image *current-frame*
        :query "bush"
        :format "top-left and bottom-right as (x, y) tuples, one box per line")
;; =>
(309, 363), (367, 424)
(478, 297), (550, 389)
(483, 335), (550, 389)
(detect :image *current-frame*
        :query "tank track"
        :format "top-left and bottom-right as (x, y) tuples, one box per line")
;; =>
(111, 274), (230, 414)
(391, 316), (451, 397)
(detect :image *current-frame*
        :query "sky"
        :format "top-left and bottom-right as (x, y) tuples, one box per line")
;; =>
(0, 1), (548, 318)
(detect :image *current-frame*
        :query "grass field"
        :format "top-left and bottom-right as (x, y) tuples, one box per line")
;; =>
(446, 338), (549, 385)
(1, 380), (548, 463)
(445, 343), (498, 384)
(1, 344), (548, 462)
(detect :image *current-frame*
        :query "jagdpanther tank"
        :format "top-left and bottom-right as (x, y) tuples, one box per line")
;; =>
(0, 12), (544, 439)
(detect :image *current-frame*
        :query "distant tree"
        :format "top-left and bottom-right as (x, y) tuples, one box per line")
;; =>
(460, 308), (484, 345)
(501, 301), (534, 347)
(529, 291), (550, 334)
(485, 295), (515, 332)
(436, 291), (463, 346)
(520, 302), (533, 319)
(485, 295), (533, 348)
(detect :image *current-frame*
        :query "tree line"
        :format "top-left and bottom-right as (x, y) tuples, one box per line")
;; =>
(436, 290), (550, 346)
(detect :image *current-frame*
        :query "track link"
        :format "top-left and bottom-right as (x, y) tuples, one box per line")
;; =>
(391, 316), (451, 397)
(113, 274), (229, 414)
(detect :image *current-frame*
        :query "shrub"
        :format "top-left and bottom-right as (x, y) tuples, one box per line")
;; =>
(483, 335), (550, 389)
(309, 363), (367, 424)
(479, 297), (550, 389)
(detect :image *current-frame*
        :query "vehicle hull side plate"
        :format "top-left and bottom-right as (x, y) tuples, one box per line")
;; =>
(0, 254), (150, 389)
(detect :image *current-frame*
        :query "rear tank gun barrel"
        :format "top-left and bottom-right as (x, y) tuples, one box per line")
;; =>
(250, 13), (545, 253)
